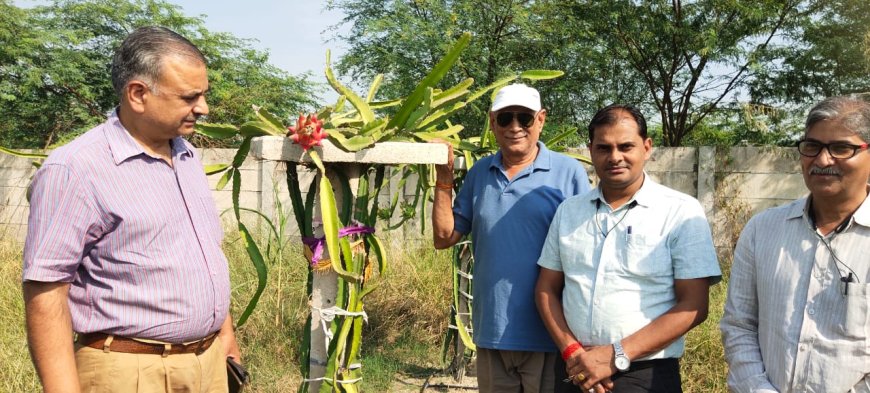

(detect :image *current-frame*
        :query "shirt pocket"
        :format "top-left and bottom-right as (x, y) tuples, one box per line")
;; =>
(622, 233), (672, 277)
(839, 282), (869, 341)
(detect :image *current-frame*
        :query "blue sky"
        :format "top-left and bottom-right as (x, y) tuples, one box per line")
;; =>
(169, 1), (349, 103)
(14, 0), (349, 102)
(168, 1), (349, 78)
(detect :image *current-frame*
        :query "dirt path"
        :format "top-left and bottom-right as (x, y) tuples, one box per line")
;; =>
(390, 374), (478, 392)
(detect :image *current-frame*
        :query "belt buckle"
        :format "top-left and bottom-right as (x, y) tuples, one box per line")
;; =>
(193, 334), (212, 355)
(195, 341), (206, 355)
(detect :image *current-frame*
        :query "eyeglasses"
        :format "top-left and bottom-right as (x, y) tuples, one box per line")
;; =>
(495, 111), (537, 128)
(796, 140), (869, 159)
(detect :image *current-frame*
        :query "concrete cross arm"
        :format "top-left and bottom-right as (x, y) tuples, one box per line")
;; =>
(250, 137), (449, 165)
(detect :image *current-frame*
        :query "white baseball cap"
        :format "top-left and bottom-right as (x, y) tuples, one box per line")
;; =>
(490, 84), (541, 112)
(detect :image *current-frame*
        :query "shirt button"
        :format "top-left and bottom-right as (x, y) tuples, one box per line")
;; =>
(799, 344), (806, 352)
(808, 309), (815, 315)
(593, 299), (600, 305)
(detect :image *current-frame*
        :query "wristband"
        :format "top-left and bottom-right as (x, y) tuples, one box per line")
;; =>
(435, 182), (453, 190)
(561, 342), (583, 360)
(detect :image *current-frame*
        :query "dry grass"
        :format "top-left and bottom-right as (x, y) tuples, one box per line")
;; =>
(681, 271), (730, 392)
(225, 236), (454, 392)
(0, 241), (41, 393)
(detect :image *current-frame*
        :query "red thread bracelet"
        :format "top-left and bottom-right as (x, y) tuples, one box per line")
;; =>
(561, 342), (583, 360)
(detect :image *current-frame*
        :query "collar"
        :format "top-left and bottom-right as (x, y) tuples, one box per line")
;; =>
(105, 108), (193, 165)
(856, 189), (870, 227)
(795, 187), (870, 229)
(490, 141), (552, 172)
(588, 172), (658, 210)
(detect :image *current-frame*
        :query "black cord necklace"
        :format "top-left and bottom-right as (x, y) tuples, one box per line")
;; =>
(805, 197), (861, 288)
(595, 199), (637, 238)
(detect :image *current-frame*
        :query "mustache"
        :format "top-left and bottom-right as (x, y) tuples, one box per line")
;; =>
(809, 166), (842, 176)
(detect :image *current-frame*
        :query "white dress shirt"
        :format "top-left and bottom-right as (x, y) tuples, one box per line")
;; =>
(538, 177), (721, 360)
(721, 194), (870, 393)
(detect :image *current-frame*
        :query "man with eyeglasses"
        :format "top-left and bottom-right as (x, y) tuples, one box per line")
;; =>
(433, 83), (590, 392)
(721, 95), (870, 392)
(535, 104), (720, 393)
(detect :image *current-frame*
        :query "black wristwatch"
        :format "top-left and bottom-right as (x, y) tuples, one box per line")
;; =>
(613, 340), (631, 372)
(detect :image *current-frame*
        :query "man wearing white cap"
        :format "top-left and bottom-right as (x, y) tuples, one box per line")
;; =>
(433, 84), (590, 392)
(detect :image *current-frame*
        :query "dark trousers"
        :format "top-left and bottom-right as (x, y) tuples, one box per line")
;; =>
(554, 356), (682, 393)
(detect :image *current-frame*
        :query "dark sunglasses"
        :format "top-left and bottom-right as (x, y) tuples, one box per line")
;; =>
(495, 111), (537, 128)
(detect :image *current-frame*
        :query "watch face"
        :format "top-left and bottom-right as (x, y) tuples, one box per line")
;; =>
(615, 356), (630, 371)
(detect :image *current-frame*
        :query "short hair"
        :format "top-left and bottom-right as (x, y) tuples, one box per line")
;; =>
(805, 95), (870, 142)
(111, 26), (206, 99)
(588, 104), (648, 142)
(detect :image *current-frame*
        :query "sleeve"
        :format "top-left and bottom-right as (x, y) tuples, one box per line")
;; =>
(23, 164), (103, 283)
(536, 202), (565, 271)
(670, 198), (721, 283)
(452, 164), (477, 235)
(719, 216), (779, 393)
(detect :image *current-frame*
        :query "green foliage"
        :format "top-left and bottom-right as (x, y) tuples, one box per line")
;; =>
(570, 0), (809, 146)
(686, 103), (802, 147)
(0, 0), (318, 149)
(327, 0), (863, 147)
(750, 0), (870, 104)
(326, 0), (577, 141)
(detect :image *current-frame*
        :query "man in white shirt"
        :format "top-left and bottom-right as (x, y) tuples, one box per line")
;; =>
(721, 95), (870, 392)
(536, 104), (721, 393)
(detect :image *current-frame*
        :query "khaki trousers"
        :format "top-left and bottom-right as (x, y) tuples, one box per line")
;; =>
(476, 347), (556, 393)
(75, 335), (228, 393)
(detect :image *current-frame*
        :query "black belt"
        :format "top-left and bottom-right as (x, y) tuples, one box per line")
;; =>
(625, 357), (679, 372)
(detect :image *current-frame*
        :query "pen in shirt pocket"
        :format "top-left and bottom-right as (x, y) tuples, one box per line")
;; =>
(627, 225), (632, 243)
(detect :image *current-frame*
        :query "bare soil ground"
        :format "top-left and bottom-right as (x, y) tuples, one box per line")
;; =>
(390, 373), (479, 392)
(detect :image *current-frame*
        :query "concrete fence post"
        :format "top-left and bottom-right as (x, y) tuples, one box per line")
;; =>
(697, 146), (717, 221)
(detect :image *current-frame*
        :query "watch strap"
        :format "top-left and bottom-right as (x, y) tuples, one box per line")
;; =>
(613, 340), (631, 371)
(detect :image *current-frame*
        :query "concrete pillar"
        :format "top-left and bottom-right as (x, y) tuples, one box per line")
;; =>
(257, 157), (277, 233)
(250, 137), (447, 392)
(697, 146), (716, 220)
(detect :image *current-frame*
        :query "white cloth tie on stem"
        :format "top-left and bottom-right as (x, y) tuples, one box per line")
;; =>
(312, 305), (369, 351)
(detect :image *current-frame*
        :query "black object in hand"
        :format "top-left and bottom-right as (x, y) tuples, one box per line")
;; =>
(227, 357), (250, 393)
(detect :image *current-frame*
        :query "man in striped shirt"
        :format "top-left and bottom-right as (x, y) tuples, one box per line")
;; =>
(721, 96), (870, 392)
(22, 26), (240, 392)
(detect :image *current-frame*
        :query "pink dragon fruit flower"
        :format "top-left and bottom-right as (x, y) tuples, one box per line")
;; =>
(287, 113), (327, 151)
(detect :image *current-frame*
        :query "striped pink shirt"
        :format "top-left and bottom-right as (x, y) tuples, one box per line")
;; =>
(23, 111), (230, 343)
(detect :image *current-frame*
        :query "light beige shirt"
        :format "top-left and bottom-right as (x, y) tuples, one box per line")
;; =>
(721, 194), (870, 393)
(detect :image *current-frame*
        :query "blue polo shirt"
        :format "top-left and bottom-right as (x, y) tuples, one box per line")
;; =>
(453, 142), (590, 352)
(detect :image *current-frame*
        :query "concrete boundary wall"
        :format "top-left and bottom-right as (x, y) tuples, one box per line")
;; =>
(0, 146), (807, 259)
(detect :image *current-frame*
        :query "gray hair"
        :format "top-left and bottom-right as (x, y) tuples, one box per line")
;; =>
(805, 95), (870, 142)
(111, 26), (206, 99)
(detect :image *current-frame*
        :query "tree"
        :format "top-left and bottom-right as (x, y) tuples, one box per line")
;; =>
(330, 0), (861, 147)
(0, 0), (319, 149)
(749, 0), (870, 105)
(565, 0), (808, 146)
(325, 0), (614, 142)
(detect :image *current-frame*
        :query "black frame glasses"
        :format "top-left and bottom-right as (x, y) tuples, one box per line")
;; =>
(796, 139), (869, 159)
(495, 111), (537, 128)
